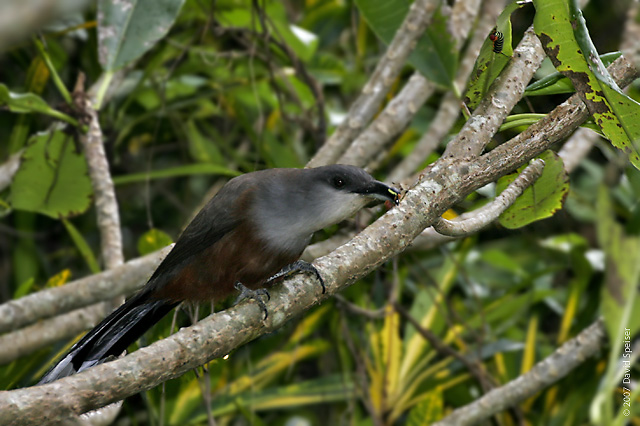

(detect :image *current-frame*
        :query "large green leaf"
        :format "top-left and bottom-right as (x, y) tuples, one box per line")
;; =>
(98, 0), (185, 71)
(11, 130), (93, 219)
(533, 0), (640, 170)
(355, 0), (457, 89)
(497, 151), (569, 229)
(464, 0), (522, 108)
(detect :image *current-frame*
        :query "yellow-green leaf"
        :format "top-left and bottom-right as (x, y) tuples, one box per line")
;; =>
(11, 130), (93, 218)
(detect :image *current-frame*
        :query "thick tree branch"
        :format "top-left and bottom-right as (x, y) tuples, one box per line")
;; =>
(557, 127), (600, 173)
(339, 0), (492, 170)
(307, 0), (439, 167)
(0, 304), (107, 365)
(449, 0), (483, 45)
(79, 94), (124, 273)
(469, 56), (638, 189)
(621, 3), (640, 71)
(0, 247), (170, 335)
(443, 26), (546, 159)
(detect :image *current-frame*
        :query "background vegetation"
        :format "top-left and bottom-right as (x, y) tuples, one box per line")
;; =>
(0, 0), (638, 425)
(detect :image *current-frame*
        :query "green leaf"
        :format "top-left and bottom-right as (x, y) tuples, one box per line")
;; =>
(184, 119), (225, 165)
(13, 277), (35, 299)
(355, 0), (457, 88)
(533, 0), (640, 170)
(464, 0), (521, 108)
(98, 0), (186, 71)
(497, 151), (569, 229)
(11, 130), (93, 219)
(524, 52), (622, 97)
(112, 163), (240, 185)
(0, 84), (78, 126)
(137, 228), (173, 256)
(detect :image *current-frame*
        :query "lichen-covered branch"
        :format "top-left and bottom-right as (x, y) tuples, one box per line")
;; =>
(0, 304), (107, 365)
(307, 0), (439, 167)
(338, 72), (436, 167)
(79, 96), (124, 273)
(0, 247), (170, 335)
(442, 26), (546, 159)
(433, 159), (545, 236)
(388, 0), (505, 182)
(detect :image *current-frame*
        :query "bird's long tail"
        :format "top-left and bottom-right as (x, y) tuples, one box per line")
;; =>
(38, 291), (179, 384)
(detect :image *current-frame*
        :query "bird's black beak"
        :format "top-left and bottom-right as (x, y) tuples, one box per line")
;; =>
(356, 181), (401, 206)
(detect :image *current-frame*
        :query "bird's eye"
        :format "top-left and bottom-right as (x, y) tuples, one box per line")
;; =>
(333, 176), (346, 188)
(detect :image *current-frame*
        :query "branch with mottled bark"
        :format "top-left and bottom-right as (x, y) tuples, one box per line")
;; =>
(388, 0), (505, 182)
(307, 0), (439, 167)
(433, 159), (545, 236)
(0, 304), (107, 366)
(78, 94), (124, 273)
(337, 72), (437, 167)
(338, 0), (488, 170)
(0, 247), (170, 335)
(432, 319), (607, 426)
(442, 26), (546, 159)
(621, 3), (640, 71)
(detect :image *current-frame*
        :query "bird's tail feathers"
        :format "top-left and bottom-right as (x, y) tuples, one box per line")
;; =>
(38, 292), (178, 384)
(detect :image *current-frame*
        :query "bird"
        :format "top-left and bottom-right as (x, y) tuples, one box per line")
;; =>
(38, 164), (400, 384)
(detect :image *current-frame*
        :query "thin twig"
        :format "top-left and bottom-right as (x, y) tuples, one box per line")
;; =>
(433, 159), (545, 237)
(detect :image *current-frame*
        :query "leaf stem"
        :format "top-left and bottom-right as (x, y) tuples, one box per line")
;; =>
(33, 37), (72, 105)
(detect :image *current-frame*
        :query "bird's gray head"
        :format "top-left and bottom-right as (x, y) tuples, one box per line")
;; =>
(249, 165), (400, 253)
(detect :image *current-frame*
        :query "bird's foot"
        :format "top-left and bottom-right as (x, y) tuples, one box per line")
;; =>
(234, 282), (270, 319)
(266, 260), (325, 294)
